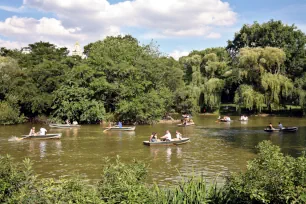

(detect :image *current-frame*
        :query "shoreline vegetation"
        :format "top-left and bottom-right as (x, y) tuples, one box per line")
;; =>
(1, 19), (306, 125)
(1, 141), (306, 203)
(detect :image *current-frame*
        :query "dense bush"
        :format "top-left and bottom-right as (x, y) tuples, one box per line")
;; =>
(224, 140), (306, 203)
(0, 101), (26, 125)
(154, 176), (224, 204)
(97, 156), (153, 203)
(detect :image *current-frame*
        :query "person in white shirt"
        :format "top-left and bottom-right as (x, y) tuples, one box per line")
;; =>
(161, 130), (172, 141)
(176, 130), (182, 139)
(278, 122), (283, 129)
(39, 127), (47, 135)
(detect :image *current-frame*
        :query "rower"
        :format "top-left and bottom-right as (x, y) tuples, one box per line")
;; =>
(278, 122), (283, 129)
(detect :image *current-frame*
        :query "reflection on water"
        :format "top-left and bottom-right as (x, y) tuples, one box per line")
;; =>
(166, 147), (172, 163)
(1, 116), (306, 185)
(39, 141), (46, 158)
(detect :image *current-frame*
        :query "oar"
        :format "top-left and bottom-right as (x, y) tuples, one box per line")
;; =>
(103, 127), (111, 132)
(18, 135), (29, 140)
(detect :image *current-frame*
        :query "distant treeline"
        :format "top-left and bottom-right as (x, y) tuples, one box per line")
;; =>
(1, 20), (306, 124)
(1, 141), (306, 203)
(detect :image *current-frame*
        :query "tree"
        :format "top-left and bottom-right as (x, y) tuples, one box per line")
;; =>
(234, 47), (293, 111)
(179, 47), (231, 112)
(227, 20), (306, 78)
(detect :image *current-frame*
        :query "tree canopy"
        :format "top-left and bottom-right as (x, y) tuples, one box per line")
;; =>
(0, 20), (306, 124)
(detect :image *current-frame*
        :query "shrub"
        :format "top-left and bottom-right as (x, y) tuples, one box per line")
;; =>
(224, 140), (306, 203)
(97, 156), (153, 203)
(0, 101), (26, 125)
(154, 176), (225, 204)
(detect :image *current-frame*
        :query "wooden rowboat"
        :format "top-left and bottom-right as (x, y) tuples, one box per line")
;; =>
(264, 127), (298, 132)
(143, 138), (190, 146)
(21, 133), (62, 139)
(104, 126), (136, 131)
(218, 119), (231, 122)
(177, 122), (195, 127)
(49, 124), (80, 128)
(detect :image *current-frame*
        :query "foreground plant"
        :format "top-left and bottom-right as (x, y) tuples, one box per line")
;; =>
(224, 140), (306, 203)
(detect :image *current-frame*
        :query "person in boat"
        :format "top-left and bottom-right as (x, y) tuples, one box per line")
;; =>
(161, 130), (172, 141)
(39, 127), (47, 135)
(176, 131), (182, 139)
(222, 116), (230, 121)
(66, 119), (71, 125)
(269, 123), (274, 130)
(149, 132), (158, 142)
(118, 121), (122, 128)
(183, 119), (187, 126)
(29, 127), (36, 136)
(278, 122), (283, 129)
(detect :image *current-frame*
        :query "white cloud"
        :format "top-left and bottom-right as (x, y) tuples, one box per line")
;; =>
(169, 50), (190, 60)
(0, 38), (25, 49)
(23, 0), (237, 38)
(0, 16), (86, 50)
(0, 0), (237, 50)
(206, 32), (221, 39)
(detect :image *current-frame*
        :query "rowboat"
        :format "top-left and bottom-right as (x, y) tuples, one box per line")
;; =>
(218, 119), (231, 122)
(143, 138), (190, 146)
(264, 127), (298, 132)
(177, 122), (195, 127)
(21, 133), (62, 139)
(49, 124), (80, 128)
(104, 126), (136, 131)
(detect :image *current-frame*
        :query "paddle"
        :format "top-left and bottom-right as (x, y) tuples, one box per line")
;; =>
(103, 127), (111, 132)
(18, 135), (30, 140)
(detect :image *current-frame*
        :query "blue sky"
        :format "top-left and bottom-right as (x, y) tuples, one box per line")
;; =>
(0, 0), (305, 59)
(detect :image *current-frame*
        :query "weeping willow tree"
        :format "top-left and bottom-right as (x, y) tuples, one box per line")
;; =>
(234, 85), (265, 112)
(292, 74), (306, 114)
(238, 47), (286, 85)
(261, 73), (293, 110)
(234, 47), (291, 112)
(174, 85), (202, 113)
(200, 78), (225, 111)
(180, 48), (231, 112)
(180, 54), (202, 85)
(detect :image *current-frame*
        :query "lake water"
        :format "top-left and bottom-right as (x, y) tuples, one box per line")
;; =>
(1, 115), (306, 185)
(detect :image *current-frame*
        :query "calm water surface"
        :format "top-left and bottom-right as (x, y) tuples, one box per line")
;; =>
(1, 115), (306, 185)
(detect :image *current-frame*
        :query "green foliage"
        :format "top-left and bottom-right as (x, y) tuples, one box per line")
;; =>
(1, 24), (305, 122)
(224, 141), (306, 203)
(97, 156), (153, 203)
(180, 47), (230, 111)
(0, 155), (35, 203)
(52, 86), (105, 123)
(227, 20), (306, 78)
(154, 176), (224, 204)
(174, 85), (200, 114)
(115, 89), (172, 124)
(234, 85), (265, 112)
(201, 78), (225, 110)
(0, 101), (26, 125)
(261, 73), (293, 108)
(234, 47), (293, 111)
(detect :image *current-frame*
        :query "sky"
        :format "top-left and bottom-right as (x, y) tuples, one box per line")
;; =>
(0, 0), (305, 59)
